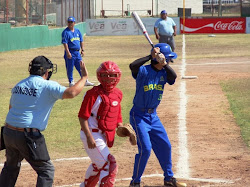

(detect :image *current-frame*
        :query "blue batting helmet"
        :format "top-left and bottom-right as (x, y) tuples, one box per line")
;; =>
(154, 43), (177, 60)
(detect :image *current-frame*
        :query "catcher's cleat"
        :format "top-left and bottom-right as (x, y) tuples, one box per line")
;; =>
(129, 182), (141, 187)
(164, 177), (186, 187)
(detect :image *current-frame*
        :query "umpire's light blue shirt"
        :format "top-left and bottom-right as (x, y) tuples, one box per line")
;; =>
(154, 17), (176, 36)
(6, 75), (66, 131)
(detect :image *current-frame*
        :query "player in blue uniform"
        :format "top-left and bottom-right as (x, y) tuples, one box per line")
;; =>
(62, 16), (94, 87)
(129, 43), (186, 187)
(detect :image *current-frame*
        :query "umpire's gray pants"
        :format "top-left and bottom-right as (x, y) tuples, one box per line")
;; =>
(0, 127), (54, 187)
(159, 34), (176, 52)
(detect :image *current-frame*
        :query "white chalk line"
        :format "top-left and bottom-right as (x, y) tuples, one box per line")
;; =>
(176, 34), (190, 179)
(0, 156), (236, 186)
(54, 174), (235, 187)
(186, 61), (250, 66)
(115, 174), (235, 184)
(0, 157), (90, 167)
(171, 61), (250, 67)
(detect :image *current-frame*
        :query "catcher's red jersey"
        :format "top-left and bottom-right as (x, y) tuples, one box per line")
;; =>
(78, 85), (122, 147)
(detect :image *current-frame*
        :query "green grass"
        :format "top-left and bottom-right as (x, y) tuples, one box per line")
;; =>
(221, 78), (250, 147)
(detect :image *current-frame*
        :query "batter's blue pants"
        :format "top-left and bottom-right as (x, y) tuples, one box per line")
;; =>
(64, 50), (82, 83)
(130, 107), (174, 183)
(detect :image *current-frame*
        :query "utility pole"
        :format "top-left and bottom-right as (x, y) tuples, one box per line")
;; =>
(218, 0), (222, 17)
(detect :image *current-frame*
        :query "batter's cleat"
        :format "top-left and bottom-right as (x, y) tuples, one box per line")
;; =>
(69, 81), (75, 87)
(129, 182), (141, 187)
(164, 177), (186, 187)
(85, 79), (95, 86)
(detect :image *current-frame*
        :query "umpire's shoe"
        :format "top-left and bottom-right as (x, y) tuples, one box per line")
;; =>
(164, 177), (186, 187)
(129, 182), (141, 187)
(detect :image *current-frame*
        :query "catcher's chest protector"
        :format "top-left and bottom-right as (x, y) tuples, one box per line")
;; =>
(95, 86), (122, 147)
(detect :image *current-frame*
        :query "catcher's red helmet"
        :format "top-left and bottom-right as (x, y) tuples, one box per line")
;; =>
(96, 61), (121, 91)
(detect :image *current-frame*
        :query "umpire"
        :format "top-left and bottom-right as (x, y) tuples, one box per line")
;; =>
(0, 56), (88, 187)
(154, 10), (177, 62)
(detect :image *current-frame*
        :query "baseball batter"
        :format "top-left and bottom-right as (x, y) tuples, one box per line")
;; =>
(78, 61), (123, 187)
(129, 43), (186, 187)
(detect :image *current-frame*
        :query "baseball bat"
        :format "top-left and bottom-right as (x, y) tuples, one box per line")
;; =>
(131, 11), (154, 48)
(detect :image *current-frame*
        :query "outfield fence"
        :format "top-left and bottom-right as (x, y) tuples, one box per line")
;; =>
(0, 22), (86, 52)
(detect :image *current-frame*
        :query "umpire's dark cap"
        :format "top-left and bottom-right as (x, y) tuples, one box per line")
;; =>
(30, 56), (52, 70)
(29, 56), (53, 75)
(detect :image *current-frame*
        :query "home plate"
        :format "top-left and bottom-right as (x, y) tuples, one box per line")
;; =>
(182, 76), (198, 79)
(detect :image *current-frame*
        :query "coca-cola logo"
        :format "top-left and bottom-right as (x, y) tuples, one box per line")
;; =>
(214, 21), (243, 31)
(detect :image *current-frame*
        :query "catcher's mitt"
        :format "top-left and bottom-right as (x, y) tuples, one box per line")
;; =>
(116, 124), (137, 145)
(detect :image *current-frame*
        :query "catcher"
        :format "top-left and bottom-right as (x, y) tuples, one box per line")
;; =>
(78, 61), (136, 187)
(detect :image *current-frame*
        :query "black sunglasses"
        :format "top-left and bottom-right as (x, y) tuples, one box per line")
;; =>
(68, 21), (74, 23)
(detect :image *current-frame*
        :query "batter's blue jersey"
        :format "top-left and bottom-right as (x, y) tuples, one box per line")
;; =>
(62, 27), (83, 50)
(132, 65), (174, 109)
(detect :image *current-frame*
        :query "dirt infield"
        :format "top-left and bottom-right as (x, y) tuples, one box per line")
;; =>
(2, 55), (248, 187)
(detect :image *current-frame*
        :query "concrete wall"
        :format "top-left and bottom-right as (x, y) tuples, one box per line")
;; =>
(95, 0), (203, 17)
(56, 0), (94, 27)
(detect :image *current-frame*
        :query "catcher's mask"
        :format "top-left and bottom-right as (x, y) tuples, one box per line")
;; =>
(96, 61), (121, 92)
(151, 43), (177, 64)
(29, 56), (57, 80)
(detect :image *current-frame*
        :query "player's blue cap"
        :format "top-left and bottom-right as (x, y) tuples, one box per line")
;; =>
(161, 10), (167, 14)
(68, 16), (76, 22)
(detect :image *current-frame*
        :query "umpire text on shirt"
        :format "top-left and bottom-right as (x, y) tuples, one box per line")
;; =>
(0, 56), (88, 187)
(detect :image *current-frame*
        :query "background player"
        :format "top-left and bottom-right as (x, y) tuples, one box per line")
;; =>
(129, 43), (186, 187)
(78, 61), (123, 187)
(154, 10), (177, 62)
(62, 16), (94, 87)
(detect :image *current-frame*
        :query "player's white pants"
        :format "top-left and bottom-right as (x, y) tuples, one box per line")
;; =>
(80, 130), (110, 187)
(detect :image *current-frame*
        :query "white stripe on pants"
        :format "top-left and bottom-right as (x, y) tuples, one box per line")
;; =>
(80, 130), (110, 186)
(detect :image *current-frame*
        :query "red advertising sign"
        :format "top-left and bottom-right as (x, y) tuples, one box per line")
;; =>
(181, 17), (246, 34)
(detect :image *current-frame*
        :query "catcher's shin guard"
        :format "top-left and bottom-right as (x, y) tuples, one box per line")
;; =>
(100, 154), (118, 187)
(84, 164), (101, 187)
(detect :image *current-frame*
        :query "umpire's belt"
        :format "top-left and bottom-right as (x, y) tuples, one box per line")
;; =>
(5, 123), (39, 133)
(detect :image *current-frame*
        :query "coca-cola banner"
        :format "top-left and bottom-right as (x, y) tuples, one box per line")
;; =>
(180, 17), (246, 34)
